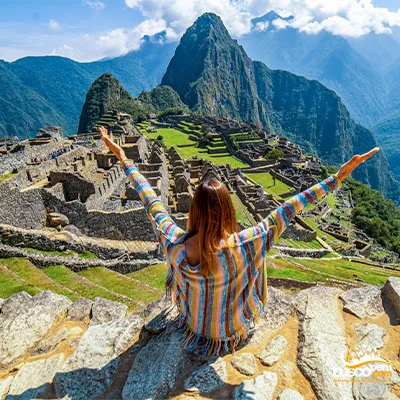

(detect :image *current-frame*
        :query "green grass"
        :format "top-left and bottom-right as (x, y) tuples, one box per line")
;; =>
(289, 257), (400, 286)
(277, 238), (323, 249)
(245, 172), (293, 199)
(127, 263), (167, 291)
(23, 247), (74, 257)
(78, 251), (98, 260)
(0, 171), (17, 182)
(0, 258), (78, 301)
(0, 264), (40, 298)
(78, 266), (162, 305)
(42, 265), (140, 312)
(230, 194), (257, 226)
(144, 127), (247, 168)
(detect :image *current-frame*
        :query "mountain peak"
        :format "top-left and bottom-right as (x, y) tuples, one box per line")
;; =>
(252, 11), (294, 25)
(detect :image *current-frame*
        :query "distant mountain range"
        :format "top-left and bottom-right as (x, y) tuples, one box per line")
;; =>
(0, 35), (176, 140)
(161, 13), (399, 201)
(239, 11), (400, 180)
(1, 11), (400, 201)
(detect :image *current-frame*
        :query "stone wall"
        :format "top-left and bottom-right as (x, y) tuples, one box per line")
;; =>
(281, 223), (317, 242)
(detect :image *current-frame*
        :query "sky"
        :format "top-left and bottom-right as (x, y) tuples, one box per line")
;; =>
(1, 0), (400, 63)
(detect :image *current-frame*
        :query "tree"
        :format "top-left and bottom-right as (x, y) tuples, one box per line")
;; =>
(264, 148), (284, 161)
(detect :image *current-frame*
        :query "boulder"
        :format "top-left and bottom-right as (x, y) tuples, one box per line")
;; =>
(106, 389), (123, 400)
(339, 285), (384, 319)
(355, 323), (387, 352)
(67, 297), (93, 322)
(257, 335), (288, 366)
(382, 278), (400, 321)
(63, 224), (83, 237)
(7, 354), (64, 400)
(295, 286), (353, 400)
(90, 297), (128, 325)
(0, 291), (71, 371)
(0, 376), (14, 398)
(184, 358), (227, 393)
(0, 291), (33, 319)
(231, 353), (257, 376)
(0, 298), (4, 310)
(48, 212), (70, 227)
(33, 327), (70, 356)
(144, 297), (178, 334)
(261, 287), (295, 329)
(278, 388), (304, 400)
(54, 316), (143, 400)
(353, 373), (395, 400)
(233, 371), (278, 400)
(122, 323), (194, 400)
(36, 126), (63, 141)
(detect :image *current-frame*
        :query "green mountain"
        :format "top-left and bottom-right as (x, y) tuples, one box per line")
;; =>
(0, 37), (176, 140)
(162, 13), (400, 201)
(137, 85), (186, 113)
(78, 73), (143, 133)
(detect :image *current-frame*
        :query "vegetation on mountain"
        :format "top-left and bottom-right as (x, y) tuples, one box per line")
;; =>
(78, 73), (146, 133)
(161, 12), (400, 202)
(264, 148), (284, 161)
(137, 85), (187, 114)
(0, 38), (176, 139)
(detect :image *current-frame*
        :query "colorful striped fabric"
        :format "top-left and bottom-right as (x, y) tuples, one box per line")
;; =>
(122, 160), (341, 355)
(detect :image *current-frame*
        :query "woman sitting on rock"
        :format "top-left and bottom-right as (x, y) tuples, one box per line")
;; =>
(99, 126), (379, 356)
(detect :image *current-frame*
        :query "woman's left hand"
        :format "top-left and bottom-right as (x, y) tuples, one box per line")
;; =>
(98, 126), (127, 161)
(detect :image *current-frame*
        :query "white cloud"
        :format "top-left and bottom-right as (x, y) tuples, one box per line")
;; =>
(83, 0), (105, 10)
(123, 0), (400, 39)
(48, 19), (60, 31)
(254, 21), (269, 32)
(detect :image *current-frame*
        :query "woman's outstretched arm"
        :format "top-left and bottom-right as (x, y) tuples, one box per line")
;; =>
(236, 148), (380, 252)
(99, 127), (185, 245)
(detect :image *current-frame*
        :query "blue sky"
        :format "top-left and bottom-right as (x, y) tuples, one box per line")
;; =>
(1, 0), (400, 62)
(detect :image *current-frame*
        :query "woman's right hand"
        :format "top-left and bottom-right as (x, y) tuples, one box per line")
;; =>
(97, 126), (127, 162)
(337, 147), (380, 181)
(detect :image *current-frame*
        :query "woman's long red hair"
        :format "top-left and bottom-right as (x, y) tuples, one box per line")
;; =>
(187, 179), (239, 276)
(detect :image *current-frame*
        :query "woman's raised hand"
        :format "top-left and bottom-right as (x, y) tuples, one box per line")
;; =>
(97, 126), (127, 162)
(337, 147), (380, 181)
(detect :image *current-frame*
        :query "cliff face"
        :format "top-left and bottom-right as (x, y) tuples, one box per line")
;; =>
(161, 13), (400, 201)
(77, 73), (134, 134)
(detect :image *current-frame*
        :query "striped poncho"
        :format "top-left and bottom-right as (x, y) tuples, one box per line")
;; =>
(122, 160), (341, 356)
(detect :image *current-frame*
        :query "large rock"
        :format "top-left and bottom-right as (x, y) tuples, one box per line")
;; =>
(144, 297), (178, 334)
(67, 297), (93, 322)
(0, 291), (33, 319)
(355, 323), (387, 352)
(261, 287), (295, 329)
(36, 126), (63, 141)
(278, 388), (304, 400)
(0, 291), (71, 371)
(48, 212), (70, 227)
(231, 353), (257, 376)
(257, 335), (288, 366)
(340, 285), (384, 319)
(295, 286), (353, 400)
(122, 323), (194, 400)
(382, 278), (400, 322)
(7, 354), (64, 400)
(0, 298), (4, 310)
(32, 327), (70, 356)
(90, 297), (128, 325)
(54, 315), (143, 400)
(184, 358), (228, 393)
(233, 371), (278, 400)
(0, 376), (13, 398)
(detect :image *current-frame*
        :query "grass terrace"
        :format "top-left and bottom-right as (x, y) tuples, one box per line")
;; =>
(0, 171), (16, 182)
(245, 172), (293, 200)
(144, 127), (247, 168)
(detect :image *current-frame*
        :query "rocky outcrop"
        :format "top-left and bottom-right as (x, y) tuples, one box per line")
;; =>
(233, 371), (278, 400)
(0, 280), (399, 400)
(382, 277), (400, 321)
(54, 316), (143, 400)
(339, 285), (384, 319)
(122, 322), (194, 400)
(0, 291), (71, 371)
(90, 297), (128, 325)
(48, 212), (69, 227)
(36, 126), (63, 141)
(295, 286), (353, 400)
